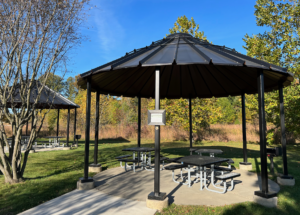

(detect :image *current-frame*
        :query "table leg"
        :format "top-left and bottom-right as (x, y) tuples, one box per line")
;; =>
(148, 152), (151, 166)
(200, 166), (203, 190)
(188, 165), (191, 187)
(133, 152), (135, 172)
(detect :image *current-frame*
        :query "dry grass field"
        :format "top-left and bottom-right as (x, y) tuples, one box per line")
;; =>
(5, 123), (263, 143)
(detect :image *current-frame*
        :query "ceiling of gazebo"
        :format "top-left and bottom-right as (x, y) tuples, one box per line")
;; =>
(78, 33), (294, 99)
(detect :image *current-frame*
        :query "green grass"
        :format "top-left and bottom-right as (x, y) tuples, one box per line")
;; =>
(0, 139), (299, 215)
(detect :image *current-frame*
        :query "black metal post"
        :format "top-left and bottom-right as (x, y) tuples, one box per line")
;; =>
(148, 67), (166, 201)
(67, 107), (70, 147)
(74, 108), (77, 145)
(279, 83), (293, 179)
(138, 96), (141, 148)
(254, 70), (276, 198)
(57, 109), (59, 143)
(94, 91), (100, 164)
(242, 93), (247, 163)
(82, 77), (92, 181)
(189, 95), (193, 155)
(137, 96), (141, 166)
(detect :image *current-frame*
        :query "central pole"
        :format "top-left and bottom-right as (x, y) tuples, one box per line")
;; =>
(189, 95), (193, 155)
(147, 67), (167, 204)
(154, 67), (161, 197)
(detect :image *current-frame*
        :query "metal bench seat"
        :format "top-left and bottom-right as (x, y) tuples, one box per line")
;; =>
(206, 172), (241, 194)
(167, 157), (183, 162)
(215, 172), (240, 180)
(115, 155), (132, 159)
(164, 164), (187, 170)
(214, 166), (233, 172)
(227, 159), (234, 164)
(117, 159), (139, 163)
(147, 157), (169, 170)
(165, 164), (190, 185)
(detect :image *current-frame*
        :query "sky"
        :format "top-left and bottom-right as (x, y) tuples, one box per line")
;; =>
(67, 0), (269, 78)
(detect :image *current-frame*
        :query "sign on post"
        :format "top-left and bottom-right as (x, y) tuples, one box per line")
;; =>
(148, 110), (166, 125)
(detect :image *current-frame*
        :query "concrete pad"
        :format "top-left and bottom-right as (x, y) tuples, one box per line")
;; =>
(277, 177), (295, 186)
(29, 149), (35, 153)
(89, 164), (102, 173)
(77, 180), (94, 190)
(253, 195), (278, 208)
(93, 166), (280, 206)
(19, 189), (156, 215)
(239, 163), (252, 171)
(146, 197), (168, 211)
(62, 147), (71, 150)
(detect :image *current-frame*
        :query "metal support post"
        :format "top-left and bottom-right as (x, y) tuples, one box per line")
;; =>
(189, 95), (193, 155)
(279, 83), (293, 179)
(74, 108), (77, 145)
(57, 109), (59, 143)
(81, 77), (93, 182)
(94, 91), (100, 164)
(138, 96), (141, 166)
(254, 70), (276, 198)
(138, 96), (141, 147)
(67, 107), (70, 147)
(242, 93), (247, 162)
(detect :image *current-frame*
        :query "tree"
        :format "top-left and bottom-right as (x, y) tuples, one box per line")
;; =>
(65, 77), (78, 102)
(0, 0), (90, 183)
(169, 15), (210, 41)
(243, 0), (300, 144)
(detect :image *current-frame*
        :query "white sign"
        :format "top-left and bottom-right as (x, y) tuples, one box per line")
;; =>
(148, 110), (166, 125)
(151, 114), (162, 123)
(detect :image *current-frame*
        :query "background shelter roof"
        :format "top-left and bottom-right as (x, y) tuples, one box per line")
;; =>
(7, 81), (80, 109)
(78, 33), (294, 99)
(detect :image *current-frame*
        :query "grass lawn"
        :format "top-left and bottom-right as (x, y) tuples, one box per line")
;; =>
(0, 139), (299, 215)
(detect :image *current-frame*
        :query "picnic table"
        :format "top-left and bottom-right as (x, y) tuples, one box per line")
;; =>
(122, 147), (155, 172)
(171, 155), (230, 192)
(44, 136), (65, 147)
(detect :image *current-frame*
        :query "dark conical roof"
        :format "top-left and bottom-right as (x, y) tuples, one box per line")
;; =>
(7, 82), (79, 109)
(78, 33), (293, 99)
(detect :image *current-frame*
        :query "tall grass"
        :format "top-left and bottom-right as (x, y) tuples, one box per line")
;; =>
(3, 122), (270, 143)
(83, 124), (261, 143)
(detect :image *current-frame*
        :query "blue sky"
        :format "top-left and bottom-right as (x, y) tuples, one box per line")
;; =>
(68, 0), (268, 78)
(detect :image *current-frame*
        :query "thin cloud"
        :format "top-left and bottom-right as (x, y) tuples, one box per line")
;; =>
(94, 3), (125, 59)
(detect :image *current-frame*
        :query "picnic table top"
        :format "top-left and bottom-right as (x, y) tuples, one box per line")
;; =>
(122, 147), (155, 152)
(171, 155), (229, 167)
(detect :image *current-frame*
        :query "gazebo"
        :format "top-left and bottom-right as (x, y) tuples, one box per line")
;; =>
(77, 33), (294, 204)
(10, 81), (80, 146)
